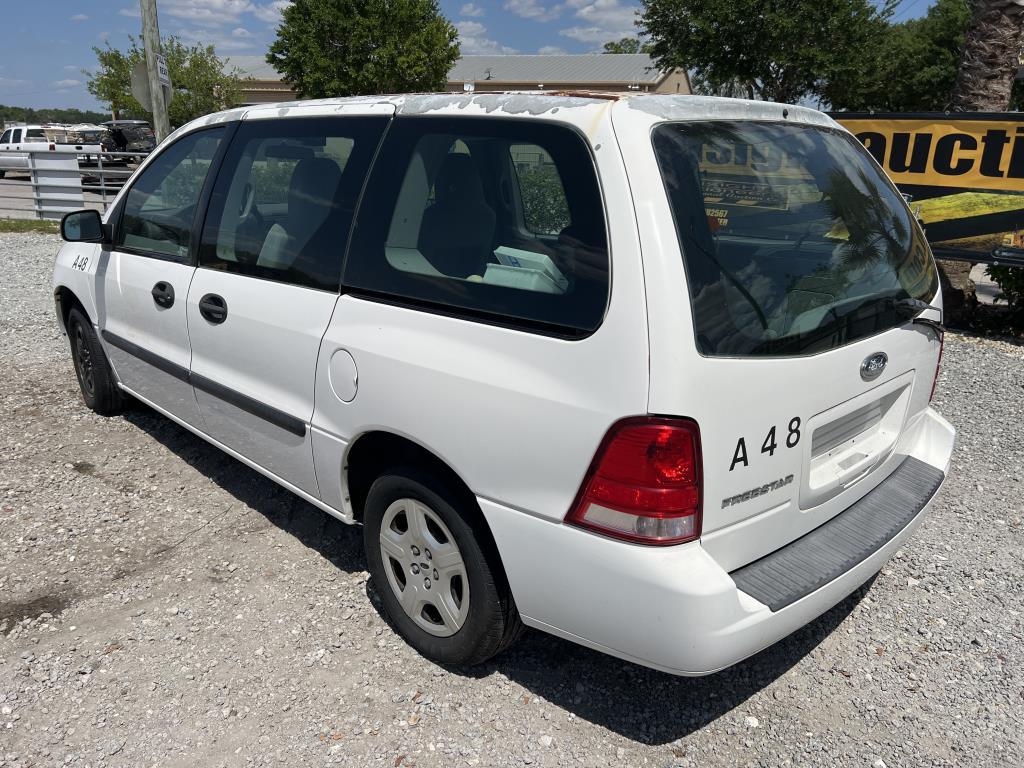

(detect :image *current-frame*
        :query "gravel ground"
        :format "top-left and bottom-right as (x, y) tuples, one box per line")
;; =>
(1, 231), (1022, 768)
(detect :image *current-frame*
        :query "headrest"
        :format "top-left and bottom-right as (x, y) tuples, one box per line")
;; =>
(289, 157), (341, 214)
(434, 153), (484, 203)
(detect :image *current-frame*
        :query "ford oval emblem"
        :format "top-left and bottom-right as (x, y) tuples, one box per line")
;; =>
(860, 352), (888, 381)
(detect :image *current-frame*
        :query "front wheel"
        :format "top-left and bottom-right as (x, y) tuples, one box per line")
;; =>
(67, 307), (123, 415)
(363, 470), (523, 666)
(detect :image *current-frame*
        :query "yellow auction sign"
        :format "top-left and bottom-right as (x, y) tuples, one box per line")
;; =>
(835, 113), (1024, 261)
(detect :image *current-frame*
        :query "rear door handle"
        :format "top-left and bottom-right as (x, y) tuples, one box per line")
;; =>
(198, 293), (228, 324)
(151, 281), (174, 308)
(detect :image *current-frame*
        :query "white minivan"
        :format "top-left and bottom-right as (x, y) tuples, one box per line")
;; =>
(52, 94), (954, 675)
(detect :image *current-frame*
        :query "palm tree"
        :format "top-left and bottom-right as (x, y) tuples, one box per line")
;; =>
(941, 1), (1023, 321)
(951, 0), (1024, 111)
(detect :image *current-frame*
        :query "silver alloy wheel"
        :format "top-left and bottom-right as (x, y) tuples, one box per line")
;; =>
(378, 497), (470, 637)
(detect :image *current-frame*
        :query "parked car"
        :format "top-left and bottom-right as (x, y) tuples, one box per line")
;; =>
(43, 124), (122, 166)
(102, 119), (156, 160)
(52, 94), (955, 675)
(0, 125), (48, 177)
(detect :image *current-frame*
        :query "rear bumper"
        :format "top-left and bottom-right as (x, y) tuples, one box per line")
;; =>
(481, 407), (954, 675)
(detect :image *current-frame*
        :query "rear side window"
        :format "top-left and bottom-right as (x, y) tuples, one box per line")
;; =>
(653, 121), (937, 357)
(510, 143), (571, 236)
(343, 117), (608, 335)
(117, 127), (224, 260)
(199, 117), (387, 292)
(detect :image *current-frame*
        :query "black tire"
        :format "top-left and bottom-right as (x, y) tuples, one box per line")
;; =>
(363, 469), (524, 667)
(0, 170), (6, 179)
(67, 307), (123, 415)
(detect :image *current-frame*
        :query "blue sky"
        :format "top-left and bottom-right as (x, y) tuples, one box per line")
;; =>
(0, 0), (933, 112)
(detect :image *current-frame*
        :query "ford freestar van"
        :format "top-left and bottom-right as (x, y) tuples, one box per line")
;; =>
(52, 94), (954, 675)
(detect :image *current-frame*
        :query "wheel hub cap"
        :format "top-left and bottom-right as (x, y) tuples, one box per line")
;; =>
(378, 498), (469, 637)
(73, 324), (95, 394)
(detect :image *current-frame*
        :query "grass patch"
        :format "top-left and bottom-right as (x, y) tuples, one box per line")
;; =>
(0, 218), (60, 234)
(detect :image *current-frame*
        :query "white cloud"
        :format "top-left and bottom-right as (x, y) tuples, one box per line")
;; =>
(504, 0), (561, 22)
(70, 13), (89, 21)
(456, 21), (518, 54)
(116, 0), (289, 29)
(252, 1), (290, 24)
(177, 26), (258, 51)
(231, 26), (253, 37)
(558, 26), (607, 43)
(160, 0), (255, 27)
(559, 0), (639, 44)
(53, 79), (83, 88)
(538, 45), (567, 55)
(460, 3), (484, 16)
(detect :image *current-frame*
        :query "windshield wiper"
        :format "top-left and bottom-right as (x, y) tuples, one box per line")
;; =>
(893, 297), (944, 336)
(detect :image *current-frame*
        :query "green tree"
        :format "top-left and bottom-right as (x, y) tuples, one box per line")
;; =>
(85, 44), (134, 120)
(0, 105), (109, 125)
(826, 0), (971, 111)
(86, 36), (242, 126)
(602, 37), (651, 54)
(639, 0), (894, 104)
(267, 0), (460, 98)
(951, 0), (1024, 111)
(949, 1), (1024, 323)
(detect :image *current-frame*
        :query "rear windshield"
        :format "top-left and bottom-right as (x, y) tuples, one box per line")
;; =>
(652, 121), (937, 357)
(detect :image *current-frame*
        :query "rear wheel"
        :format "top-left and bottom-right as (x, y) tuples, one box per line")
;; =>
(363, 469), (523, 666)
(67, 307), (123, 415)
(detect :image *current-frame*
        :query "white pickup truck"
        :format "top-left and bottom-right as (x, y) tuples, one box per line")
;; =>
(0, 125), (48, 177)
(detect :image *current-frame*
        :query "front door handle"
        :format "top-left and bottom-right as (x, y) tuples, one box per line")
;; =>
(198, 293), (228, 324)
(151, 281), (174, 308)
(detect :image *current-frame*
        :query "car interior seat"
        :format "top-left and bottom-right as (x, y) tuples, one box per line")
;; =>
(418, 153), (496, 278)
(257, 157), (342, 273)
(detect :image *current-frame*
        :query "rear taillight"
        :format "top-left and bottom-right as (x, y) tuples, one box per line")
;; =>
(929, 332), (944, 402)
(566, 417), (702, 545)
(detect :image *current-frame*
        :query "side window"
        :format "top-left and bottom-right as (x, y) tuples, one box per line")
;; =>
(509, 144), (571, 236)
(12, 129), (22, 143)
(116, 127), (224, 260)
(199, 116), (387, 292)
(344, 118), (609, 334)
(0, 130), (11, 144)
(25, 129), (46, 143)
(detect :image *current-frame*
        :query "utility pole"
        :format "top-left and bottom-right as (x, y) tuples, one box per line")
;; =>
(140, 0), (170, 142)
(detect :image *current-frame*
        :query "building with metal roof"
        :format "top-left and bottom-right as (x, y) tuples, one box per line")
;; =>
(228, 53), (690, 105)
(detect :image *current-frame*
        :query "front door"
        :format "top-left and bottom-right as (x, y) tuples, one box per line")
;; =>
(186, 107), (391, 497)
(0, 128), (29, 171)
(98, 126), (226, 426)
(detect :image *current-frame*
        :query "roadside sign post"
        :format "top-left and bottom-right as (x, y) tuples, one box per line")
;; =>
(140, 0), (171, 143)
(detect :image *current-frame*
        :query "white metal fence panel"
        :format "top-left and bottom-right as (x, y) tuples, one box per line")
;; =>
(0, 147), (142, 221)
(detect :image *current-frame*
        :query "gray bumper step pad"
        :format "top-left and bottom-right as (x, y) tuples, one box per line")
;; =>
(730, 457), (944, 612)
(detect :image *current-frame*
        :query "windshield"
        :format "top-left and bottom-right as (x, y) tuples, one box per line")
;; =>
(652, 121), (937, 357)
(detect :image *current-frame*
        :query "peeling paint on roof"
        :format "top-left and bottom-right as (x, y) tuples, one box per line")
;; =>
(227, 54), (667, 86)
(449, 54), (665, 85)
(390, 93), (604, 116)
(179, 93), (835, 139)
(624, 95), (837, 128)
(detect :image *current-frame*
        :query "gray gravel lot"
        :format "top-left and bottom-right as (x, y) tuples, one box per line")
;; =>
(1, 231), (1022, 768)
